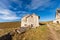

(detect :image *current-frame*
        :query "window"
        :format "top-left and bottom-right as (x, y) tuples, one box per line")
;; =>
(31, 24), (33, 27)
(57, 21), (59, 24)
(24, 24), (27, 26)
(57, 10), (60, 13)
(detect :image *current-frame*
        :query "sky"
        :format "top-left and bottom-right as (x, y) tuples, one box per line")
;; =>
(0, 0), (60, 22)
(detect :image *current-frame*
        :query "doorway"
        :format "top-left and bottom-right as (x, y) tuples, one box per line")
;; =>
(31, 24), (33, 27)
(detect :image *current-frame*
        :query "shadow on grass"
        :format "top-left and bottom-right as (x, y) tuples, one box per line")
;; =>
(0, 32), (14, 40)
(39, 23), (46, 25)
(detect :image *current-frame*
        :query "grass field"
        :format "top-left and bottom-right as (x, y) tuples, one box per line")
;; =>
(0, 21), (20, 28)
(0, 22), (60, 40)
(0, 21), (20, 36)
(12, 25), (51, 40)
(0, 22), (50, 40)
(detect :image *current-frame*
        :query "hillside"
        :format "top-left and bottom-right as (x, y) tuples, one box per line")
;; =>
(12, 25), (51, 40)
(0, 21), (21, 36)
(0, 21), (21, 28)
(0, 22), (60, 40)
(0, 24), (52, 40)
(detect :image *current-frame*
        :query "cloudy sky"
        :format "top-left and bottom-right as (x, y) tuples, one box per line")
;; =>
(0, 0), (60, 22)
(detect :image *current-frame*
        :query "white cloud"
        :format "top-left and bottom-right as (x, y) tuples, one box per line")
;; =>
(0, 0), (10, 9)
(0, 9), (20, 20)
(0, 9), (10, 15)
(17, 11), (28, 17)
(26, 0), (58, 10)
(17, 11), (28, 14)
(29, 0), (50, 9)
(0, 16), (19, 20)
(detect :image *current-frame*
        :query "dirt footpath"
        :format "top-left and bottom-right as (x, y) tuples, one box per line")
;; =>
(47, 23), (59, 40)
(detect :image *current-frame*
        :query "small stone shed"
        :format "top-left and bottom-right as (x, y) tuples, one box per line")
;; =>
(21, 13), (40, 28)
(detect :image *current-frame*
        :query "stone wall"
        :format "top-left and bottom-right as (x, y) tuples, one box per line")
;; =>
(21, 14), (39, 28)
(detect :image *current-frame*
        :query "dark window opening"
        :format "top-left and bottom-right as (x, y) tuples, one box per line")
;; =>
(57, 21), (59, 24)
(57, 10), (60, 13)
(31, 24), (33, 27)
(24, 24), (27, 26)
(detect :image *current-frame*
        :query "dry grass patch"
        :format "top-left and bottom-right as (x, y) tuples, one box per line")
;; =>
(0, 22), (20, 28)
(13, 25), (51, 40)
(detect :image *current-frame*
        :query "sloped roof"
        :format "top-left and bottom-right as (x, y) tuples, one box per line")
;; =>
(25, 13), (37, 18)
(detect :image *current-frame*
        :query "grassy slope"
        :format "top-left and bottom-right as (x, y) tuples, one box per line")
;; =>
(13, 25), (51, 40)
(0, 21), (20, 28)
(1, 22), (60, 40)
(0, 21), (20, 36)
(49, 23), (60, 40)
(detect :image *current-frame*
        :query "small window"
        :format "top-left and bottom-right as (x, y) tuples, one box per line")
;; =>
(24, 24), (27, 26)
(31, 24), (33, 27)
(57, 21), (59, 24)
(57, 10), (60, 13)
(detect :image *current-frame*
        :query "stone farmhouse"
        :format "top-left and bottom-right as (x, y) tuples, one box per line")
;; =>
(53, 9), (60, 24)
(21, 13), (40, 28)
